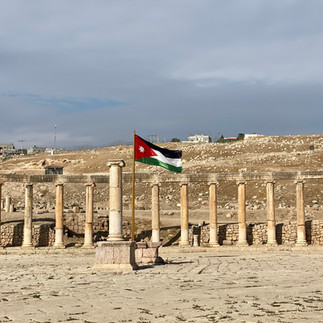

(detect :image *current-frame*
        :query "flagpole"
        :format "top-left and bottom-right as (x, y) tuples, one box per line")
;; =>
(131, 130), (136, 241)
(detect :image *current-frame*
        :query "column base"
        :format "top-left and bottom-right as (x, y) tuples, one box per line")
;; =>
(267, 241), (278, 246)
(107, 235), (124, 241)
(208, 242), (220, 247)
(151, 230), (160, 244)
(21, 244), (34, 249)
(237, 241), (249, 246)
(295, 240), (307, 246)
(179, 241), (190, 247)
(54, 243), (65, 249)
(82, 243), (94, 249)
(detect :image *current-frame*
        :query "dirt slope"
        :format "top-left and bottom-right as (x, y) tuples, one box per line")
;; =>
(0, 134), (322, 222)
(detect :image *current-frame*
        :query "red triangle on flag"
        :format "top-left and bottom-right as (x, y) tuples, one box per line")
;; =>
(134, 135), (157, 160)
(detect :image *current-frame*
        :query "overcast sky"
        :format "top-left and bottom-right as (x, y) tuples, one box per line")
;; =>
(1, 0), (322, 148)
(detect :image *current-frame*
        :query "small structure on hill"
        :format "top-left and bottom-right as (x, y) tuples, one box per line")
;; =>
(27, 145), (47, 154)
(0, 143), (16, 156)
(186, 134), (212, 143)
(244, 134), (263, 139)
(45, 165), (63, 175)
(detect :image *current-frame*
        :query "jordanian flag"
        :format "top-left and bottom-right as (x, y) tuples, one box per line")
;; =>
(134, 135), (182, 173)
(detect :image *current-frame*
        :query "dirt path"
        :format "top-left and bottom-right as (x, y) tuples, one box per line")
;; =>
(0, 248), (322, 322)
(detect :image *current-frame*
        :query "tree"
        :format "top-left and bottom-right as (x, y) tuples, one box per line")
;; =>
(237, 133), (245, 140)
(216, 135), (225, 143)
(171, 138), (180, 142)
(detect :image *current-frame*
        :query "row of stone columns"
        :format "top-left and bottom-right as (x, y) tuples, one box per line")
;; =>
(175, 179), (308, 246)
(0, 161), (123, 249)
(11, 182), (96, 249)
(104, 164), (308, 247)
(0, 168), (309, 248)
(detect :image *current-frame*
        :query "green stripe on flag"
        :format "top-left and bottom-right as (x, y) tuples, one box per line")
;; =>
(136, 157), (182, 173)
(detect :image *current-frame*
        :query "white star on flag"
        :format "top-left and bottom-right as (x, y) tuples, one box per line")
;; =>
(139, 146), (145, 153)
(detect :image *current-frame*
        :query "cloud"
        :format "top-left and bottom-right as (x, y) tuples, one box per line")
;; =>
(0, 1), (322, 148)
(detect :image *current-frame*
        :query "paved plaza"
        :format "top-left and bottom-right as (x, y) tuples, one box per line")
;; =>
(0, 247), (323, 322)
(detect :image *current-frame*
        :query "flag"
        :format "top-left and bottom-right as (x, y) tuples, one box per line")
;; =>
(134, 135), (182, 173)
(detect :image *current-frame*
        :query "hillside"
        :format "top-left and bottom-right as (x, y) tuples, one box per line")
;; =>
(0, 134), (322, 228)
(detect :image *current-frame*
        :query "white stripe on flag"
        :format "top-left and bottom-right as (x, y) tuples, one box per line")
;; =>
(152, 149), (182, 167)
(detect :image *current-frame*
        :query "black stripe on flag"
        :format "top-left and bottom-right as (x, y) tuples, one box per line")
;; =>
(138, 135), (182, 159)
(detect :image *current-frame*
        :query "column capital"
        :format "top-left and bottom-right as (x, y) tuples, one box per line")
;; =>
(180, 182), (189, 187)
(208, 181), (219, 187)
(294, 179), (306, 184)
(55, 182), (65, 187)
(85, 182), (96, 188)
(265, 180), (276, 184)
(107, 160), (125, 168)
(150, 182), (161, 188)
(25, 182), (33, 187)
(236, 180), (247, 186)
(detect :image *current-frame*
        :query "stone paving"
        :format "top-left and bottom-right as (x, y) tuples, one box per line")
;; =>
(0, 247), (323, 322)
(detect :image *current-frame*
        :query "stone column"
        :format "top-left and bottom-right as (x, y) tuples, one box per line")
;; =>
(237, 181), (248, 246)
(266, 180), (277, 245)
(107, 160), (125, 241)
(179, 182), (189, 246)
(54, 183), (64, 248)
(93, 160), (138, 271)
(209, 182), (219, 246)
(22, 183), (33, 248)
(83, 183), (95, 248)
(295, 180), (307, 246)
(151, 182), (161, 243)
(5, 196), (11, 213)
(0, 183), (2, 246)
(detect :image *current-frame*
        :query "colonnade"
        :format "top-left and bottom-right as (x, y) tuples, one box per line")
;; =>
(174, 179), (308, 246)
(0, 181), (97, 249)
(148, 176), (309, 247)
(0, 162), (315, 248)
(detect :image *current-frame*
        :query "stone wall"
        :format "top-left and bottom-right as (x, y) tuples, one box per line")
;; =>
(0, 214), (110, 247)
(0, 223), (55, 247)
(63, 213), (109, 236)
(1, 219), (323, 247)
(191, 220), (323, 246)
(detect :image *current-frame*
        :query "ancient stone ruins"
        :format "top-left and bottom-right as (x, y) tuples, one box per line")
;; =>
(0, 160), (322, 268)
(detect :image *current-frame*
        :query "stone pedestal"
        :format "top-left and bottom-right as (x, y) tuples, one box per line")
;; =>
(93, 241), (138, 271)
(135, 241), (164, 265)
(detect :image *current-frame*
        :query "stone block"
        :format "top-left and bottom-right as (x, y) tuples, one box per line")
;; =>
(222, 239), (233, 246)
(93, 240), (138, 271)
(135, 241), (164, 265)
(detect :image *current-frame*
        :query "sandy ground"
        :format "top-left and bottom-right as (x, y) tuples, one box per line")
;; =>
(0, 247), (323, 323)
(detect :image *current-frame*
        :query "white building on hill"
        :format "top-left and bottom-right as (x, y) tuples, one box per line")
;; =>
(186, 134), (212, 143)
(244, 134), (263, 139)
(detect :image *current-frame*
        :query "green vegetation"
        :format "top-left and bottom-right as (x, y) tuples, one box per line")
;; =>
(216, 133), (245, 143)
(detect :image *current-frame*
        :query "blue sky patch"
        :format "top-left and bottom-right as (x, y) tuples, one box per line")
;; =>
(1, 93), (127, 113)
